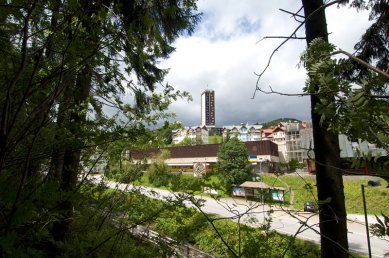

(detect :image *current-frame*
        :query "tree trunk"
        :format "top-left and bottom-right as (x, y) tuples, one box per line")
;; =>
(301, 0), (349, 257)
(48, 70), (76, 181)
(50, 1), (100, 245)
(51, 64), (92, 242)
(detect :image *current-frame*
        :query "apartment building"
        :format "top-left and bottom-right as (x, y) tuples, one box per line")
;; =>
(201, 90), (215, 127)
(222, 124), (262, 142)
(172, 126), (209, 145)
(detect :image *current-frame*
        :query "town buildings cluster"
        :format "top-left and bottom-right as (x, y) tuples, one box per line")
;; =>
(89, 89), (387, 175)
(168, 89), (387, 171)
(171, 121), (313, 164)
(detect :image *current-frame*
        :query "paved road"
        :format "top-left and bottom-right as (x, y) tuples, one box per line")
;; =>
(92, 175), (389, 257)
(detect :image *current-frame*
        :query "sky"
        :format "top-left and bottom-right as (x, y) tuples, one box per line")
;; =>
(160, 0), (372, 127)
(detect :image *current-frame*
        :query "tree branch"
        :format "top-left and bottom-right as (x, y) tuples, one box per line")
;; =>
(257, 35), (306, 43)
(252, 0), (341, 99)
(258, 85), (347, 97)
(259, 86), (310, 97)
(331, 49), (389, 80)
(279, 7), (305, 22)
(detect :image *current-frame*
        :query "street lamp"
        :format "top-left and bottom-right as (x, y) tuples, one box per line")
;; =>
(361, 184), (372, 258)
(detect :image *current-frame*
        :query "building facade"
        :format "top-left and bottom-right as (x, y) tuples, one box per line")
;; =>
(261, 125), (287, 162)
(130, 140), (280, 174)
(284, 122), (303, 162)
(222, 124), (262, 142)
(172, 126), (209, 145)
(201, 90), (215, 127)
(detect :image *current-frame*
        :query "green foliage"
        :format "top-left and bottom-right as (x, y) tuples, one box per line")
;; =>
(156, 121), (184, 146)
(0, 0), (200, 255)
(135, 171), (230, 197)
(370, 213), (389, 239)
(192, 218), (320, 257)
(301, 37), (389, 164)
(288, 159), (305, 170)
(345, 179), (389, 214)
(0, 179), (167, 257)
(280, 159), (306, 172)
(145, 150), (172, 187)
(70, 184), (170, 257)
(262, 175), (389, 214)
(155, 207), (207, 243)
(153, 204), (320, 258)
(106, 162), (146, 184)
(344, 0), (388, 77)
(217, 137), (253, 189)
(170, 173), (203, 193)
(176, 136), (195, 146)
(117, 166), (144, 184)
(260, 118), (301, 129)
(136, 172), (389, 215)
(209, 135), (223, 144)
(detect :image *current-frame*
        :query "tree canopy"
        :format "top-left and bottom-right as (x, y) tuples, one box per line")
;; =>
(217, 137), (252, 188)
(0, 0), (200, 255)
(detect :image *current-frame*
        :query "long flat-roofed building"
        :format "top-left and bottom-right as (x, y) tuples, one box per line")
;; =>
(130, 140), (279, 174)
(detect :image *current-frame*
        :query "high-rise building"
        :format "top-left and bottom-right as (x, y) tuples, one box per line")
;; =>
(201, 90), (215, 127)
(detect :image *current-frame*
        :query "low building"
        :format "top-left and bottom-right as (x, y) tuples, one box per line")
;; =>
(130, 140), (279, 174)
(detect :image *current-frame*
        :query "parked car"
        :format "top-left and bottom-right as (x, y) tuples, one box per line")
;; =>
(304, 201), (316, 212)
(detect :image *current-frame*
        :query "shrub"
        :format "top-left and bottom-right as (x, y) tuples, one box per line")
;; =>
(170, 174), (203, 193)
(145, 150), (172, 187)
(117, 163), (145, 184)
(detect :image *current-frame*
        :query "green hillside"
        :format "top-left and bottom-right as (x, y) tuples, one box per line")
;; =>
(260, 118), (301, 128)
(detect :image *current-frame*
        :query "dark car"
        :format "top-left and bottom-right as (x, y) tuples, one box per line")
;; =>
(304, 201), (316, 212)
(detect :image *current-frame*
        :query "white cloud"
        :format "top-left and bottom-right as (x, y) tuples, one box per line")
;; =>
(161, 1), (372, 127)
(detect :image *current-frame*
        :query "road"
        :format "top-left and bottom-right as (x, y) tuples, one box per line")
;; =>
(91, 175), (389, 257)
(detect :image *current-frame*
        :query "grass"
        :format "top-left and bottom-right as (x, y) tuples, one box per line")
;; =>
(119, 169), (388, 215)
(262, 174), (389, 215)
(344, 178), (388, 214)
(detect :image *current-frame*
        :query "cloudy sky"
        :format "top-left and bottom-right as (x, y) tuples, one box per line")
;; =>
(160, 0), (372, 127)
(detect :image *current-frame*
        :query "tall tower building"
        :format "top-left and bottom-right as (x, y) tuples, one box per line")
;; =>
(201, 90), (215, 127)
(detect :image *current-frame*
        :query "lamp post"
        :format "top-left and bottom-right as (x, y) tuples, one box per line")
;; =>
(361, 184), (372, 258)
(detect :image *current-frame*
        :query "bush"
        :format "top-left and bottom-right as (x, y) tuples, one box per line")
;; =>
(170, 174), (203, 193)
(116, 164), (145, 184)
(104, 168), (119, 179)
(155, 207), (207, 243)
(104, 163), (145, 184)
(146, 161), (171, 187)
